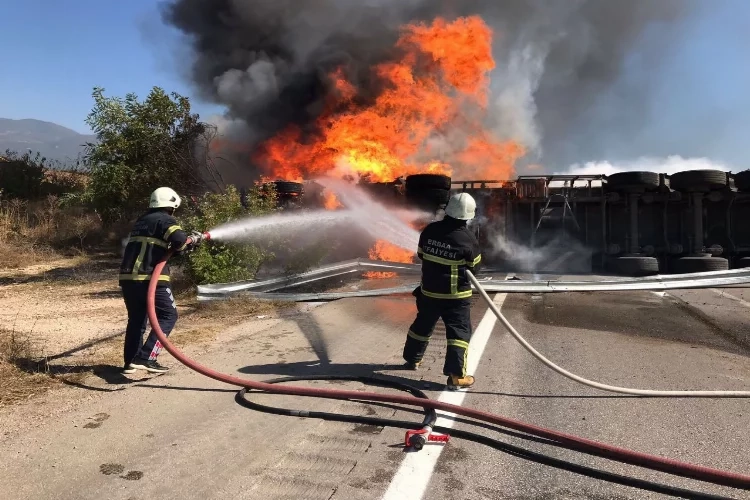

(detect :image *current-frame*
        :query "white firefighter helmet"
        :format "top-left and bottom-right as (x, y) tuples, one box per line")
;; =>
(149, 187), (182, 209)
(445, 192), (476, 220)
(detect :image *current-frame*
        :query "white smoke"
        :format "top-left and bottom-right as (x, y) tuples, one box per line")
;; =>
(214, 56), (287, 109)
(489, 43), (547, 153)
(487, 226), (593, 275)
(486, 1), (575, 154)
(562, 155), (736, 176)
(205, 114), (254, 138)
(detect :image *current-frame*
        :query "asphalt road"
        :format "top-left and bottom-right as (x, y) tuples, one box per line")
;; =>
(1, 278), (749, 500)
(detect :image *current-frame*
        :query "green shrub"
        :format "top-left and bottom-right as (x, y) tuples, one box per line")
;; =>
(0, 151), (86, 202)
(81, 87), (221, 225)
(78, 163), (138, 225)
(181, 185), (277, 285)
(0, 151), (45, 200)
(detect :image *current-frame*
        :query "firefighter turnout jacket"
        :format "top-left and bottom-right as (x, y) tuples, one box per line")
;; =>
(417, 217), (482, 299)
(119, 210), (190, 285)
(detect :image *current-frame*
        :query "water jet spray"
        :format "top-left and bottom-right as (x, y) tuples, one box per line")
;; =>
(203, 179), (425, 252)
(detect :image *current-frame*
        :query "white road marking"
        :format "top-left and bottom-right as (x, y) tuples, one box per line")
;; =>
(381, 291), (509, 500)
(709, 288), (750, 309)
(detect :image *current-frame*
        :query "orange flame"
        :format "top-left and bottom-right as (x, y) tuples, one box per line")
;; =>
(322, 191), (342, 210)
(364, 240), (416, 279)
(254, 16), (524, 183)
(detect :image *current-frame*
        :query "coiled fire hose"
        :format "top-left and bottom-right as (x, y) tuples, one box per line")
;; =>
(146, 251), (750, 492)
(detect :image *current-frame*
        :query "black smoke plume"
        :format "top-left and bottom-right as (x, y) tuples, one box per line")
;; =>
(160, 0), (700, 175)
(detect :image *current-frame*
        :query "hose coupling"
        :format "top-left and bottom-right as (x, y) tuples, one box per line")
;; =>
(405, 426), (450, 450)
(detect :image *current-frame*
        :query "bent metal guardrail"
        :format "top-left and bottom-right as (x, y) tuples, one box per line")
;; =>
(196, 259), (750, 302)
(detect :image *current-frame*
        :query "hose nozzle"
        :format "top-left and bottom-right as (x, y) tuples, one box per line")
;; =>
(188, 231), (211, 247)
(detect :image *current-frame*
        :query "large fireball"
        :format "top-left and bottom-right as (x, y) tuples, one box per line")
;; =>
(253, 16), (524, 183)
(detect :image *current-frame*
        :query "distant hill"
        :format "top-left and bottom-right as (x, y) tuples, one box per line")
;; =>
(0, 118), (95, 166)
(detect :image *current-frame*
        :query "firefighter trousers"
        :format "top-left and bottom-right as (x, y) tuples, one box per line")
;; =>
(402, 292), (473, 377)
(120, 281), (178, 365)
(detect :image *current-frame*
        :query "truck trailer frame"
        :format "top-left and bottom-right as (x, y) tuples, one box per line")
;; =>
(450, 170), (750, 275)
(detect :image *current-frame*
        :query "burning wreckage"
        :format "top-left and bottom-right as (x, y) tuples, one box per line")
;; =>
(247, 169), (750, 277)
(194, 15), (750, 298)
(204, 169), (750, 303)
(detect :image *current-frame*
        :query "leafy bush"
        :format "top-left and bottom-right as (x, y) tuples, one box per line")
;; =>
(1, 84), (339, 287)
(82, 87), (223, 225)
(0, 150), (87, 202)
(77, 163), (135, 225)
(181, 185), (277, 285)
(0, 151), (45, 200)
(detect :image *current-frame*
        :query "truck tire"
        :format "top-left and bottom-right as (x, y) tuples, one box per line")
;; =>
(668, 170), (727, 192)
(407, 188), (450, 206)
(733, 170), (750, 192)
(605, 171), (660, 192)
(671, 256), (728, 273)
(273, 181), (304, 194)
(362, 182), (397, 199)
(613, 256), (660, 276)
(405, 174), (451, 191)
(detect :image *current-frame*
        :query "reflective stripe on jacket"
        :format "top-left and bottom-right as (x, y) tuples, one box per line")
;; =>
(119, 210), (189, 284)
(417, 217), (482, 299)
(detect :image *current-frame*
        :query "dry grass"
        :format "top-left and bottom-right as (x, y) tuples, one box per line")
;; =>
(43, 169), (88, 191)
(0, 363), (59, 407)
(0, 196), (101, 269)
(0, 332), (123, 408)
(0, 327), (58, 407)
(0, 241), (59, 269)
(182, 295), (287, 324)
(176, 325), (222, 345)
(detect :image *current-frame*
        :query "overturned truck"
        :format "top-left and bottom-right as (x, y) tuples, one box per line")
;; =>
(257, 169), (750, 276)
(403, 169), (750, 276)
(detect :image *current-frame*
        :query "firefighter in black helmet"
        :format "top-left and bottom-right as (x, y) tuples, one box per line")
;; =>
(402, 192), (481, 390)
(118, 187), (204, 374)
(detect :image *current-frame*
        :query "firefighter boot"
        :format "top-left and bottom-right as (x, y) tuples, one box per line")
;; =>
(404, 361), (421, 371)
(446, 374), (475, 391)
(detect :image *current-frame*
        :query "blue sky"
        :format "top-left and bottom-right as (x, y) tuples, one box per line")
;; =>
(0, 0), (223, 134)
(0, 0), (748, 167)
(552, 0), (750, 168)
(635, 0), (750, 165)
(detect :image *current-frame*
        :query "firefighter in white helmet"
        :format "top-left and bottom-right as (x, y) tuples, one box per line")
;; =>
(402, 192), (482, 390)
(118, 187), (204, 374)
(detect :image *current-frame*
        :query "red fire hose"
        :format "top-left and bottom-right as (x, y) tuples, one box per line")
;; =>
(147, 253), (750, 491)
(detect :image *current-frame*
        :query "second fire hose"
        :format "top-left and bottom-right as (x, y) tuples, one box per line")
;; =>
(464, 270), (750, 397)
(145, 251), (750, 491)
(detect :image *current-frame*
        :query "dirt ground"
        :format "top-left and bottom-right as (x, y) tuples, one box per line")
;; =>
(0, 255), (127, 354)
(0, 253), (285, 427)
